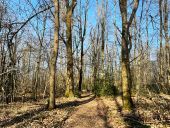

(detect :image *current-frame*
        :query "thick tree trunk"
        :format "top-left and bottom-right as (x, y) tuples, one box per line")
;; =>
(65, 41), (74, 97)
(65, 0), (77, 97)
(119, 0), (139, 111)
(121, 38), (133, 110)
(48, 0), (59, 109)
(65, 11), (74, 97)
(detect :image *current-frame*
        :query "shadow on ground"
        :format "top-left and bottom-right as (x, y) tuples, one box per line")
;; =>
(0, 105), (47, 127)
(114, 97), (150, 128)
(56, 95), (96, 109)
(79, 93), (93, 98)
(97, 98), (112, 128)
(0, 95), (96, 127)
(136, 94), (170, 126)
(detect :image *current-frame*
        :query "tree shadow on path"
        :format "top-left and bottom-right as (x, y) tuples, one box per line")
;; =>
(97, 98), (112, 128)
(0, 105), (47, 127)
(113, 97), (150, 128)
(56, 95), (96, 109)
(0, 94), (96, 127)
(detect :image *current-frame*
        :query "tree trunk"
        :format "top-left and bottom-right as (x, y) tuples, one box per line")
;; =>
(48, 0), (60, 109)
(119, 0), (139, 111)
(164, 0), (169, 90)
(121, 37), (133, 110)
(159, 0), (163, 84)
(65, 0), (77, 97)
(32, 50), (41, 101)
(65, 40), (74, 97)
(101, 18), (105, 77)
(78, 0), (87, 95)
(78, 40), (83, 93)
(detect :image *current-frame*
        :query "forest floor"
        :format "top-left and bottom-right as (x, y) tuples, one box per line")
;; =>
(0, 92), (170, 128)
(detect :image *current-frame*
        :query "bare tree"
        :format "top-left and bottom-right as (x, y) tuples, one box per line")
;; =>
(65, 0), (77, 97)
(119, 0), (139, 111)
(77, 0), (88, 95)
(48, 0), (60, 109)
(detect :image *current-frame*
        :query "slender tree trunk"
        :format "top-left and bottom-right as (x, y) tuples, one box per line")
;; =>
(101, 18), (105, 77)
(32, 48), (41, 101)
(164, 0), (169, 89)
(159, 0), (163, 84)
(78, 40), (83, 93)
(48, 0), (60, 109)
(78, 0), (87, 94)
(113, 0), (117, 87)
(93, 56), (98, 91)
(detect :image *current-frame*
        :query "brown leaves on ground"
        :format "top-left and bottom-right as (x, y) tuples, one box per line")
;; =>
(136, 92), (170, 128)
(0, 92), (170, 128)
(0, 99), (72, 128)
(103, 92), (170, 128)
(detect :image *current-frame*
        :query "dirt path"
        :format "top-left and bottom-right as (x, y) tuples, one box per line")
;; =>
(62, 95), (111, 128)
(0, 93), (169, 128)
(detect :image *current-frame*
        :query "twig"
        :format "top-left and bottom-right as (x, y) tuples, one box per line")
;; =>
(0, 68), (17, 76)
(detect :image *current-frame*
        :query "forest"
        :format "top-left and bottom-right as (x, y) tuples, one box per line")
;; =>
(0, 0), (170, 127)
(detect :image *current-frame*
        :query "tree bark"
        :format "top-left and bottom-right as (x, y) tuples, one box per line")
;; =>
(78, 0), (87, 95)
(101, 0), (105, 76)
(65, 0), (77, 97)
(159, 0), (163, 84)
(78, 40), (83, 93)
(119, 0), (139, 111)
(164, 0), (170, 88)
(48, 0), (60, 109)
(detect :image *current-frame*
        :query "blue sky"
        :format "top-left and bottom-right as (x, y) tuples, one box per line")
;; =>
(6, 0), (168, 62)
